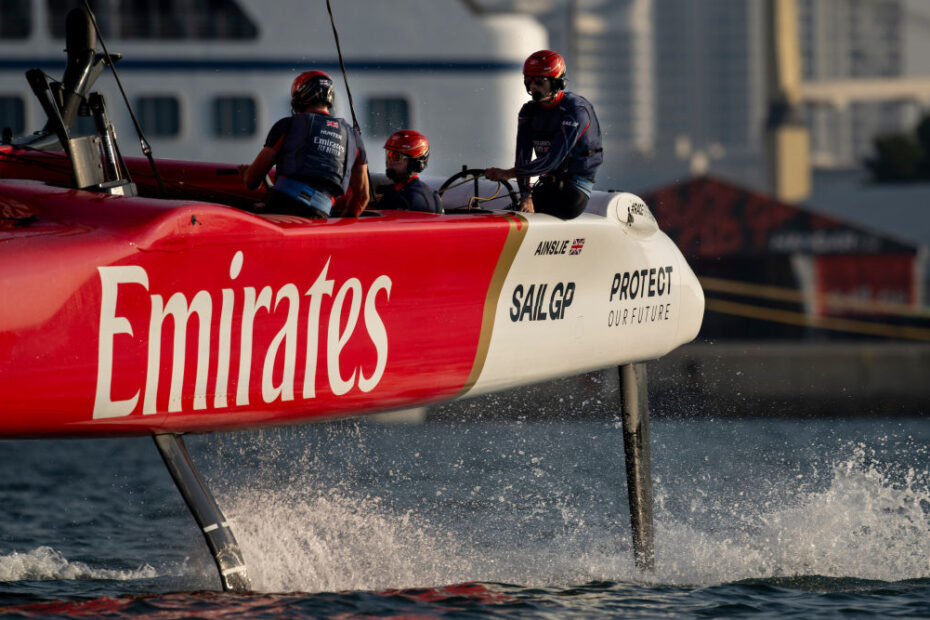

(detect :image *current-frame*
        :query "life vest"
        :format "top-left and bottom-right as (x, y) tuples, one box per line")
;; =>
(276, 113), (359, 195)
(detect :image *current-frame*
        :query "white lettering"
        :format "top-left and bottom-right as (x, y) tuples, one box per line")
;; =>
(302, 259), (334, 398)
(327, 279), (361, 396)
(93, 266), (148, 419)
(236, 286), (272, 406)
(92, 253), (391, 418)
(143, 291), (212, 413)
(214, 251), (243, 408)
(215, 289), (234, 408)
(262, 284), (299, 403)
(359, 275), (391, 392)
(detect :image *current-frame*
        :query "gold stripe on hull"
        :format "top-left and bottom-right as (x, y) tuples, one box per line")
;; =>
(456, 213), (528, 397)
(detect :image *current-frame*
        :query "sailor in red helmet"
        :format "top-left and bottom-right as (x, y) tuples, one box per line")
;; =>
(485, 50), (602, 219)
(240, 70), (369, 218)
(376, 129), (443, 214)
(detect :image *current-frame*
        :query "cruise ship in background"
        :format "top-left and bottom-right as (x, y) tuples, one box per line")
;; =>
(0, 0), (545, 176)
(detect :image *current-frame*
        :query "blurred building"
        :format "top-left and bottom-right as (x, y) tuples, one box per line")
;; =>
(476, 0), (924, 192)
(650, 0), (765, 186)
(798, 0), (908, 168)
(7, 0), (925, 193)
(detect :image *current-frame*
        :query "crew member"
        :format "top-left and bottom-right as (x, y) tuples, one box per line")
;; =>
(484, 50), (602, 219)
(240, 70), (369, 218)
(376, 129), (443, 214)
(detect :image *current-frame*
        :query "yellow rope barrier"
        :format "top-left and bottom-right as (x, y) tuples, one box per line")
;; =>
(699, 276), (930, 319)
(704, 297), (930, 341)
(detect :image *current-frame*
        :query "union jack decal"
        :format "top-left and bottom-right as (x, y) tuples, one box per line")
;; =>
(569, 238), (585, 255)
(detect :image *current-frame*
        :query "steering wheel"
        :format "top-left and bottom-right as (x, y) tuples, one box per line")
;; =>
(437, 168), (519, 211)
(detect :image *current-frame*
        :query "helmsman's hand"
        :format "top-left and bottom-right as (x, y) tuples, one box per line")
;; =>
(519, 197), (534, 213)
(484, 167), (512, 182)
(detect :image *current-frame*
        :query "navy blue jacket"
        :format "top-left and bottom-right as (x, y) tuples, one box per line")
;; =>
(378, 177), (443, 214)
(514, 91), (602, 197)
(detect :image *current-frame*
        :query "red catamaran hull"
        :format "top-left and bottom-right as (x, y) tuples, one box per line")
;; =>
(0, 152), (704, 438)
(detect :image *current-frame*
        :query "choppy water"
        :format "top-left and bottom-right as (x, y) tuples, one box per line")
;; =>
(0, 413), (929, 617)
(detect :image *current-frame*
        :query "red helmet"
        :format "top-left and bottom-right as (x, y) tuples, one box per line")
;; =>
(291, 70), (335, 109)
(384, 129), (430, 172)
(384, 129), (429, 158)
(523, 50), (565, 79)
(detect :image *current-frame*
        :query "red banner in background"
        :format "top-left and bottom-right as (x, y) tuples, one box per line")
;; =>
(814, 254), (916, 317)
(644, 176), (918, 258)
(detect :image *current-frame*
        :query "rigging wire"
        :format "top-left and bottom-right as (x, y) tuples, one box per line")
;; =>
(80, 0), (166, 196)
(325, 0), (361, 132)
(324, 0), (374, 208)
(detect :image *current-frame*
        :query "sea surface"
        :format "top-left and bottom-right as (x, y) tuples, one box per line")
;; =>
(0, 411), (929, 618)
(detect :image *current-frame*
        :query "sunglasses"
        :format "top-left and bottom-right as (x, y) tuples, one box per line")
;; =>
(385, 150), (407, 163)
(523, 77), (550, 88)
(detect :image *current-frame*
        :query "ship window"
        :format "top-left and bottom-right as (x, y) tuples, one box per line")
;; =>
(136, 96), (180, 137)
(212, 96), (256, 137)
(0, 0), (30, 39)
(366, 97), (410, 137)
(47, 0), (258, 40)
(0, 96), (25, 135)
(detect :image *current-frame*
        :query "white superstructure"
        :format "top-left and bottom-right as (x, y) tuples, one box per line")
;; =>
(0, 0), (546, 177)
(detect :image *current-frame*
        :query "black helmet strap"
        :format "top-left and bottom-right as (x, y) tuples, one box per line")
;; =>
(408, 153), (428, 173)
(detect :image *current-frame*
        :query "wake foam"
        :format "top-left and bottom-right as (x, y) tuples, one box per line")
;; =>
(211, 429), (930, 591)
(654, 440), (930, 585)
(0, 546), (156, 582)
(226, 488), (468, 592)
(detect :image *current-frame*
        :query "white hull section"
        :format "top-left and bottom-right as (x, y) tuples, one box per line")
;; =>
(425, 180), (704, 396)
